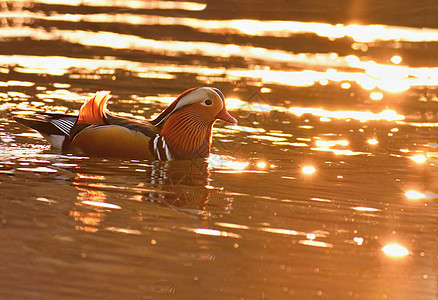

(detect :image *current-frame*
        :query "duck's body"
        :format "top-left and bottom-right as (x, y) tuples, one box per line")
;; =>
(13, 87), (237, 161)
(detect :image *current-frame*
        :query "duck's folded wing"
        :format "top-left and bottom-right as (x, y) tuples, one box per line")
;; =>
(104, 112), (159, 138)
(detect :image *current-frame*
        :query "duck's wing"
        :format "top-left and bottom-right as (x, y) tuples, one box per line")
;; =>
(104, 112), (159, 138)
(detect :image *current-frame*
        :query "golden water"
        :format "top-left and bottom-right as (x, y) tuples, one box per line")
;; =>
(1, 1), (438, 299)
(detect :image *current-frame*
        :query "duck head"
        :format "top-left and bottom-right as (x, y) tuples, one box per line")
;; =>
(152, 87), (237, 160)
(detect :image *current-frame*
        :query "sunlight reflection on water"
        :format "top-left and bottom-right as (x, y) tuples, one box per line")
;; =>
(382, 244), (410, 257)
(5, 8), (438, 43)
(2, 1), (438, 299)
(33, 0), (207, 11)
(2, 26), (438, 92)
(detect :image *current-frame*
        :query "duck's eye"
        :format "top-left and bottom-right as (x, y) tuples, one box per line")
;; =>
(204, 99), (213, 106)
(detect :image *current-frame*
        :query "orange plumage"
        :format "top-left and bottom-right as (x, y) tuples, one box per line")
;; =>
(77, 91), (111, 125)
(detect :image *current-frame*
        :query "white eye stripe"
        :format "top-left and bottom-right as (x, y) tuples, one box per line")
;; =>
(154, 88), (209, 126)
(176, 88), (221, 108)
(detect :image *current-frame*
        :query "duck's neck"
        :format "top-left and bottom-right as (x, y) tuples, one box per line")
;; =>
(160, 108), (214, 160)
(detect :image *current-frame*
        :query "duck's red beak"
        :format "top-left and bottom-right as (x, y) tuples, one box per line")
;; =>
(216, 108), (238, 125)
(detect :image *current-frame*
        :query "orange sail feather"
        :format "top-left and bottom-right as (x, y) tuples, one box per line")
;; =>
(77, 91), (111, 125)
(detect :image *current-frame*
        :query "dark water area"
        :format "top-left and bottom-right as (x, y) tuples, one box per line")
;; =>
(1, 1), (438, 299)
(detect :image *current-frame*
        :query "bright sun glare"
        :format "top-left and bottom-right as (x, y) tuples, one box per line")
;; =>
(302, 166), (316, 175)
(382, 244), (409, 257)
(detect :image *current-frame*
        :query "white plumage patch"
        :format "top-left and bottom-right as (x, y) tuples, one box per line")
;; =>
(153, 135), (161, 160)
(152, 134), (174, 161)
(161, 137), (174, 161)
(41, 134), (66, 149)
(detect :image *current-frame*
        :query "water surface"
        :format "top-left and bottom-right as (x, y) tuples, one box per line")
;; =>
(1, 1), (438, 299)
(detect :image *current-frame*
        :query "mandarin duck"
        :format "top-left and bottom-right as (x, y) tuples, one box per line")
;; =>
(13, 87), (237, 160)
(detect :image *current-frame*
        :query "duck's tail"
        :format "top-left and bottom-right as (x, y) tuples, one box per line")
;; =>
(13, 113), (77, 149)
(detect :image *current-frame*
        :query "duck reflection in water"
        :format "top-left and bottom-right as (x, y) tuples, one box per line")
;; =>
(68, 158), (233, 232)
(150, 160), (216, 210)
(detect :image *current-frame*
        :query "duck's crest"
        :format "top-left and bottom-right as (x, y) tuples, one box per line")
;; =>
(77, 91), (111, 125)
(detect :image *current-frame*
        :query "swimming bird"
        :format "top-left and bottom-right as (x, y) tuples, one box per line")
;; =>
(13, 87), (237, 160)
